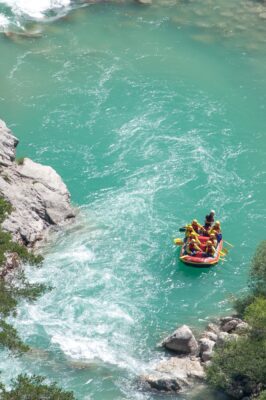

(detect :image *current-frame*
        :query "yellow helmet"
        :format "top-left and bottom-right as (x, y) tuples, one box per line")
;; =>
(210, 233), (216, 238)
(215, 221), (220, 226)
(192, 219), (198, 224)
(206, 240), (212, 246)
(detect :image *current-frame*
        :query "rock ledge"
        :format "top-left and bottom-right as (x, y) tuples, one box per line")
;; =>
(0, 120), (75, 247)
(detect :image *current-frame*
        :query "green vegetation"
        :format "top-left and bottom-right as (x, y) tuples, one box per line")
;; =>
(0, 374), (75, 399)
(0, 197), (43, 268)
(257, 392), (266, 400)
(0, 197), (46, 352)
(15, 157), (25, 166)
(207, 241), (266, 399)
(0, 198), (12, 224)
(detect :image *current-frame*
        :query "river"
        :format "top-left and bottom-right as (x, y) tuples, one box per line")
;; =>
(0, 0), (266, 398)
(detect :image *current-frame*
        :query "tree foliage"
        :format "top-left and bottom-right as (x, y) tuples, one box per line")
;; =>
(250, 240), (266, 296)
(207, 241), (266, 398)
(0, 374), (75, 400)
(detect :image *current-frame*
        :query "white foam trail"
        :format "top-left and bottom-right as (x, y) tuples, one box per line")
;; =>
(0, 0), (71, 20)
(0, 13), (9, 27)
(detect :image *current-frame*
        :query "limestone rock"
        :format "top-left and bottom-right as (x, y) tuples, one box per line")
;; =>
(0, 120), (75, 246)
(202, 331), (217, 342)
(0, 120), (18, 166)
(206, 323), (220, 334)
(217, 331), (238, 346)
(201, 350), (213, 362)
(235, 322), (249, 334)
(221, 319), (239, 333)
(142, 356), (205, 393)
(162, 325), (199, 355)
(199, 338), (215, 354)
(216, 331), (230, 346)
(142, 374), (184, 393)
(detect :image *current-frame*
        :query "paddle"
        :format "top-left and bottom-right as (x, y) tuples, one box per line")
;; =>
(174, 238), (184, 245)
(220, 249), (228, 257)
(224, 240), (234, 248)
(179, 227), (186, 232)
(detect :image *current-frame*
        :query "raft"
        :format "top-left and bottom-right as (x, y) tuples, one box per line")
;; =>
(180, 236), (223, 267)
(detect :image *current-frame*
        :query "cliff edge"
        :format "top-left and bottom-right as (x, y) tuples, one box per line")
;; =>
(0, 119), (75, 247)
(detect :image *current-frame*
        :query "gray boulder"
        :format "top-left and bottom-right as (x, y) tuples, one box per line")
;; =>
(142, 356), (205, 393)
(201, 351), (213, 362)
(202, 331), (218, 342)
(199, 338), (215, 354)
(162, 325), (199, 355)
(0, 120), (75, 246)
(216, 331), (230, 346)
(206, 323), (220, 335)
(235, 322), (249, 334)
(221, 319), (239, 333)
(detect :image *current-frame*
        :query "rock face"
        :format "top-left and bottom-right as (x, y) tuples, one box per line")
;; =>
(142, 356), (205, 393)
(0, 120), (75, 246)
(162, 325), (199, 355)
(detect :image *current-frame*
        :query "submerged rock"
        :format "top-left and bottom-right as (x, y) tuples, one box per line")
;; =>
(0, 120), (75, 246)
(161, 325), (199, 355)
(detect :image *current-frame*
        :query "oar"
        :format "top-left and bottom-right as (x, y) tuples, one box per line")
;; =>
(224, 240), (234, 248)
(179, 227), (186, 232)
(174, 238), (184, 245)
(180, 255), (188, 259)
(220, 250), (228, 257)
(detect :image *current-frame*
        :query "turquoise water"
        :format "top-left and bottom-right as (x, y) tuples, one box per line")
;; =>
(0, 1), (266, 399)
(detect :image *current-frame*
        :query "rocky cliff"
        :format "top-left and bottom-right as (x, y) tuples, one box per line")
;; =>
(0, 119), (75, 247)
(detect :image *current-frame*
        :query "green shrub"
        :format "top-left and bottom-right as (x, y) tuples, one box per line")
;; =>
(257, 391), (266, 400)
(0, 374), (75, 399)
(244, 297), (266, 338)
(0, 228), (43, 268)
(0, 281), (18, 318)
(0, 198), (12, 224)
(207, 242), (266, 398)
(234, 241), (266, 317)
(0, 321), (29, 353)
(250, 240), (266, 296)
(234, 294), (256, 318)
(206, 337), (266, 397)
(15, 157), (25, 166)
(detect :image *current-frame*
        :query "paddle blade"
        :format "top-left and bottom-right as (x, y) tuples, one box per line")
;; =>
(174, 238), (184, 245)
(179, 227), (186, 232)
(224, 240), (234, 248)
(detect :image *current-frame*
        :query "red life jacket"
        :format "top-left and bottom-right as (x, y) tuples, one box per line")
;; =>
(189, 242), (197, 250)
(192, 223), (200, 233)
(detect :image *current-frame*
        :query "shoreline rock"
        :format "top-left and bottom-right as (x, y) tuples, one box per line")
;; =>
(142, 315), (249, 394)
(0, 120), (75, 249)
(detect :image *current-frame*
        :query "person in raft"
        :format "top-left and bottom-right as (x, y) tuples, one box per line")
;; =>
(204, 240), (216, 257)
(184, 224), (196, 242)
(204, 210), (215, 231)
(188, 232), (201, 246)
(186, 239), (201, 256)
(209, 232), (218, 248)
(191, 219), (206, 234)
(210, 221), (222, 243)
